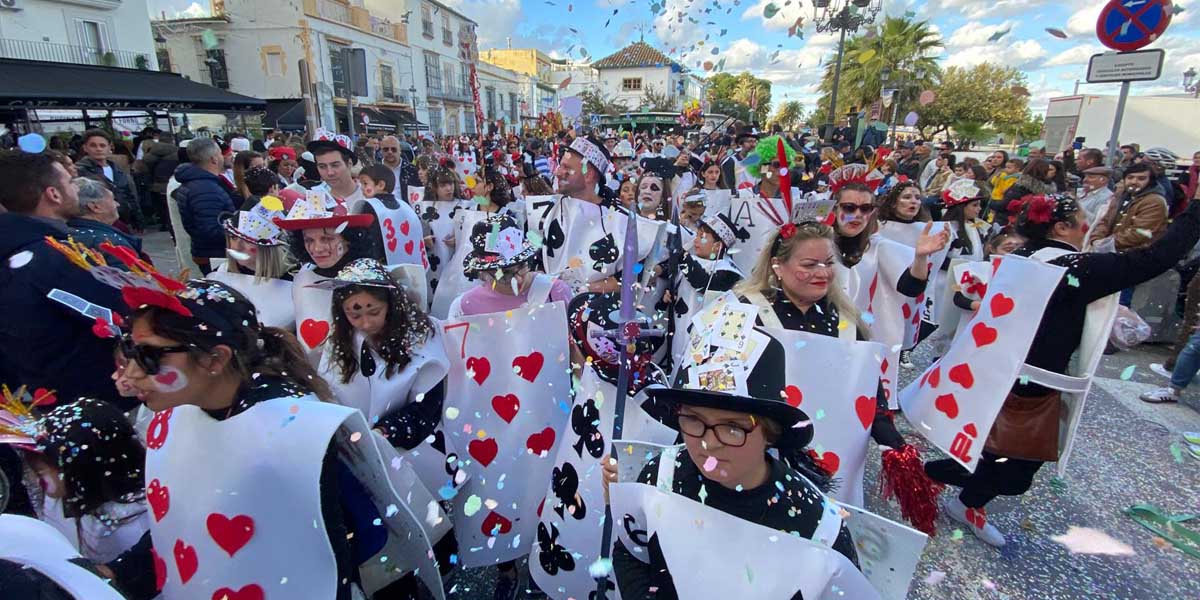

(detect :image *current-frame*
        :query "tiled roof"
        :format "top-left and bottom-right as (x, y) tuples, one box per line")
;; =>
(592, 41), (678, 70)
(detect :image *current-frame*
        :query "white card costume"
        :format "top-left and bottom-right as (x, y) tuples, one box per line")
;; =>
(0, 514), (127, 600)
(404, 185), (425, 207)
(416, 198), (473, 296)
(725, 193), (791, 274)
(292, 267), (333, 365)
(143, 398), (444, 599)
(205, 265), (295, 330)
(37, 495), (150, 564)
(899, 255), (1064, 471)
(525, 195), (664, 293)
(440, 300), (572, 567)
(351, 197), (427, 268)
(876, 221), (955, 336)
(665, 256), (743, 373)
(760, 327), (886, 507)
(529, 365), (677, 599)
(429, 208), (491, 318)
(610, 480), (880, 600)
(836, 503), (928, 600)
(1028, 248), (1121, 476)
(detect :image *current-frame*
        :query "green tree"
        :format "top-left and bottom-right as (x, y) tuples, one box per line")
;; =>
(813, 15), (942, 128)
(917, 64), (1030, 138)
(578, 88), (628, 116)
(769, 101), (805, 131)
(706, 71), (772, 124)
(639, 84), (675, 112)
(949, 121), (995, 148)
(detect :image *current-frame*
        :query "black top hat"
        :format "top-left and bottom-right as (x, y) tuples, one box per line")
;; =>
(646, 330), (813, 448)
(463, 213), (538, 274)
(306, 130), (356, 165)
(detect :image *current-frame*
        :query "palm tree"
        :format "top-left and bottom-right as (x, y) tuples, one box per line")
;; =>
(770, 101), (805, 131)
(814, 15), (942, 126)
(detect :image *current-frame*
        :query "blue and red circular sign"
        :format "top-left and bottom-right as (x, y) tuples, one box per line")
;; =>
(1097, 0), (1173, 52)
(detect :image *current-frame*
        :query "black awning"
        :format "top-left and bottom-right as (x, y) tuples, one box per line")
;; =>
(263, 99), (306, 131)
(0, 59), (265, 113)
(379, 108), (428, 131)
(354, 106), (398, 132)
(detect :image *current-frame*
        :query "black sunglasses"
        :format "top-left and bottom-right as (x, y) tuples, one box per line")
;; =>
(838, 202), (877, 215)
(120, 335), (190, 375)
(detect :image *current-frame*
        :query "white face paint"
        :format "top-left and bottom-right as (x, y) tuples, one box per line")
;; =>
(151, 365), (189, 393)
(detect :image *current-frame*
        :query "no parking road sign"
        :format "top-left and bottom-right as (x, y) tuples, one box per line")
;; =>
(1096, 0), (1173, 52)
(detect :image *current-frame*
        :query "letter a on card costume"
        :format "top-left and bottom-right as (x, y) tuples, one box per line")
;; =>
(441, 301), (572, 567)
(900, 256), (1064, 471)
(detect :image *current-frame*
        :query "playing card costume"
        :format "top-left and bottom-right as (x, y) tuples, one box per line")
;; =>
(428, 205), (499, 318)
(349, 194), (427, 269)
(415, 165), (473, 299)
(43, 240), (447, 599)
(206, 200), (295, 330)
(528, 293), (678, 599)
(0, 514), (127, 600)
(275, 190), (377, 365)
(923, 196), (1200, 547)
(613, 324), (879, 600)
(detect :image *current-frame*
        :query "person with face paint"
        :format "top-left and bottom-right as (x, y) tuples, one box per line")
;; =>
(746, 136), (797, 202)
(275, 190), (378, 365)
(46, 243), (444, 599)
(3, 394), (150, 566)
(633, 158), (675, 221)
(205, 198), (295, 330)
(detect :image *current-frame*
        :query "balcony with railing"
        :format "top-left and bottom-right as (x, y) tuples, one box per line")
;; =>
(0, 39), (154, 70)
(429, 85), (472, 103)
(302, 0), (408, 43)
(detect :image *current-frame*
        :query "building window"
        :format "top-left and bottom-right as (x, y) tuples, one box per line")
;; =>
(156, 48), (173, 73)
(622, 78), (642, 92)
(509, 92), (518, 122)
(428, 107), (442, 134)
(380, 64), (395, 100)
(424, 51), (441, 93)
(329, 43), (348, 97)
(485, 87), (495, 120)
(443, 64), (456, 95)
(442, 14), (452, 46)
(265, 50), (285, 77)
(205, 49), (229, 90)
(421, 4), (434, 38)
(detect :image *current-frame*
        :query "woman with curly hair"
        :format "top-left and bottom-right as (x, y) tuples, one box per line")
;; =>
(877, 180), (932, 225)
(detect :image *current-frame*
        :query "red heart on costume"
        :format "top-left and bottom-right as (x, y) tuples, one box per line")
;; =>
(901, 303), (912, 319)
(400, 221), (411, 236)
(152, 547), (167, 591)
(948, 363), (975, 389)
(31, 388), (56, 406)
(916, 293), (925, 304)
(481, 511), (512, 537)
(963, 423), (978, 437)
(466, 356), (491, 385)
(923, 366), (941, 389)
(299, 319), (330, 349)
(817, 451), (840, 474)
(469, 438), (498, 467)
(387, 237), (398, 252)
(512, 351), (544, 382)
(492, 394), (520, 423)
(404, 239), (415, 255)
(783, 385), (803, 407)
(855, 396), (874, 430)
(173, 539), (198, 584)
(154, 370), (178, 387)
(206, 513), (255, 558)
(147, 479), (170, 521)
(971, 322), (997, 348)
(935, 393), (959, 419)
(211, 584), (265, 600)
(990, 294), (1014, 318)
(146, 408), (172, 450)
(526, 427), (556, 455)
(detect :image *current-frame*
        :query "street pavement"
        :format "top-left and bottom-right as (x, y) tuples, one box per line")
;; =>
(142, 231), (1200, 599)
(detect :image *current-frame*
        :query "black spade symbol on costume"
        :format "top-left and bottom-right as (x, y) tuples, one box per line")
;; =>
(550, 463), (587, 521)
(673, 296), (690, 316)
(545, 219), (566, 258)
(589, 233), (619, 271)
(536, 522), (576, 575)
(429, 430), (462, 481)
(359, 341), (377, 377)
(571, 400), (604, 459)
(623, 513), (650, 547)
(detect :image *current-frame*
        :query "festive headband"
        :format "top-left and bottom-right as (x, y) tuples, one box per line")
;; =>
(568, 137), (612, 175)
(48, 238), (191, 318)
(828, 162), (886, 194)
(941, 179), (983, 208)
(0, 385), (57, 450)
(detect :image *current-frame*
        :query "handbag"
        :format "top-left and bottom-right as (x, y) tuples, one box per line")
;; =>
(984, 391), (1061, 462)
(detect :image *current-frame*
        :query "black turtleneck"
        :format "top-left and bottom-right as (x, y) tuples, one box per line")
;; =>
(1011, 203), (1200, 396)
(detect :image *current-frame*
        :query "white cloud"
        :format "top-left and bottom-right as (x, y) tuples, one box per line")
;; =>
(446, 0), (578, 55)
(1065, 3), (1103, 36)
(942, 38), (1047, 70)
(1044, 44), (1104, 67)
(945, 21), (1019, 48)
(178, 2), (207, 17)
(920, 0), (1050, 20)
(739, 0), (805, 32)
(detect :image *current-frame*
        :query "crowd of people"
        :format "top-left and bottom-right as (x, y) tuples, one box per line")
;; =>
(1, 119), (1199, 600)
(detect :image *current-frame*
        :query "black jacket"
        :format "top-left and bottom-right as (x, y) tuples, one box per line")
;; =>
(76, 157), (143, 229)
(0, 214), (131, 409)
(67, 217), (149, 263)
(172, 163), (237, 259)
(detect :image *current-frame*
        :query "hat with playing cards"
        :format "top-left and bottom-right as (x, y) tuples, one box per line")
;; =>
(272, 188), (374, 231)
(305, 258), (399, 291)
(220, 198), (287, 246)
(306, 128), (356, 165)
(463, 213), (538, 275)
(645, 323), (812, 448)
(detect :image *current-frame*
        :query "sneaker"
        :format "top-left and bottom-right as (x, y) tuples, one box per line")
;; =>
(1140, 387), (1181, 404)
(1183, 432), (1200, 445)
(899, 350), (915, 369)
(942, 496), (1006, 547)
(1189, 444), (1200, 461)
(1150, 363), (1173, 379)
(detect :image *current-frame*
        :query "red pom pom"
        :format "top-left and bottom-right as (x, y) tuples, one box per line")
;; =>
(879, 444), (944, 535)
(779, 223), (797, 240)
(1026, 195), (1055, 224)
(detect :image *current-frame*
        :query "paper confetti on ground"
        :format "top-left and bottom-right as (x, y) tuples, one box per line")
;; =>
(1050, 526), (1136, 556)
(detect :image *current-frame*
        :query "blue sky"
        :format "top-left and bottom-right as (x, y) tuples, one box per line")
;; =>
(153, 0), (1199, 115)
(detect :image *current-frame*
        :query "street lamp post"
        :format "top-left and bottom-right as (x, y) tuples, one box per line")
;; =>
(814, 0), (882, 142)
(883, 64), (925, 144)
(1185, 67), (1199, 98)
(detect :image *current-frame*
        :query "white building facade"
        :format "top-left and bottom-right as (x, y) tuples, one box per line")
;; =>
(0, 0), (158, 70)
(592, 41), (701, 111)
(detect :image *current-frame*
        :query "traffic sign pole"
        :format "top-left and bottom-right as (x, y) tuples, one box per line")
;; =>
(1105, 80), (1131, 168)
